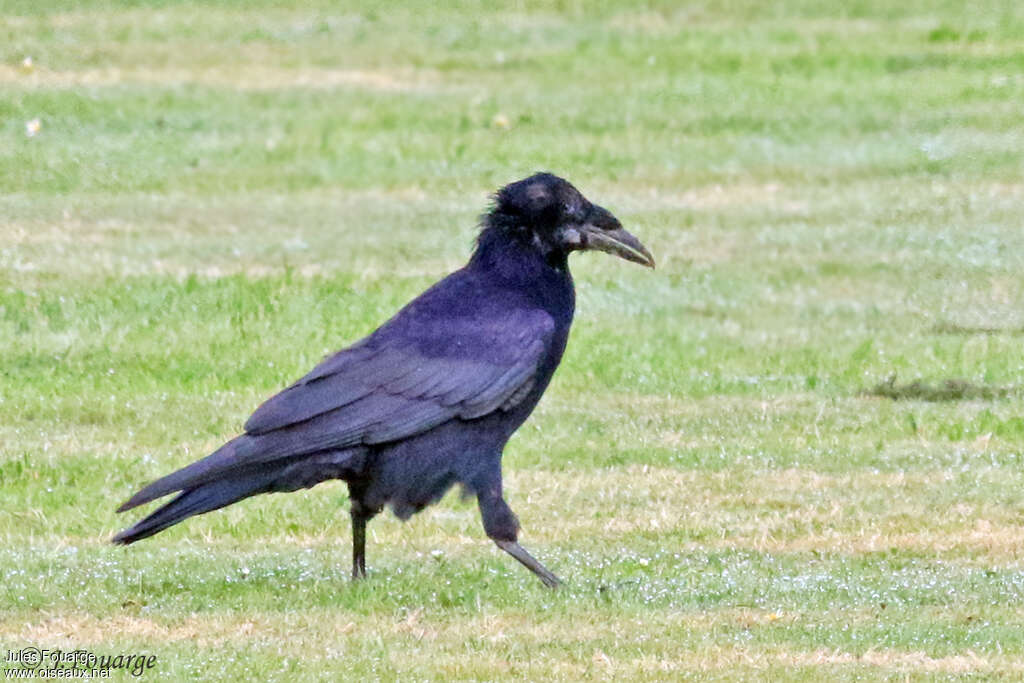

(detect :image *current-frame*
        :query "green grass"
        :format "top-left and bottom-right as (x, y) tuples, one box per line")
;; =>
(3, 0), (1024, 679)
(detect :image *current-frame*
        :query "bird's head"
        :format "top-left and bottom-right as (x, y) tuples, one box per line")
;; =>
(483, 173), (655, 269)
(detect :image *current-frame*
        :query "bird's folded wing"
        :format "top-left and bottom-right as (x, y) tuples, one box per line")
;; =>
(117, 307), (556, 511)
(243, 308), (555, 447)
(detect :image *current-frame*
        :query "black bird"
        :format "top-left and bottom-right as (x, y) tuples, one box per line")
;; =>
(113, 173), (654, 587)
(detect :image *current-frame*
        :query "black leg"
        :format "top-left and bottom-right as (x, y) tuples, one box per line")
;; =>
(477, 481), (562, 588)
(351, 507), (368, 580)
(348, 491), (377, 581)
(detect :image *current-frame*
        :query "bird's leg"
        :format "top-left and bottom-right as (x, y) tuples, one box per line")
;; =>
(494, 539), (562, 588)
(351, 510), (366, 580)
(477, 485), (561, 588)
(349, 499), (374, 580)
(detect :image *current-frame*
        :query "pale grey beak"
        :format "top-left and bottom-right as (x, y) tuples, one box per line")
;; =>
(579, 205), (655, 268)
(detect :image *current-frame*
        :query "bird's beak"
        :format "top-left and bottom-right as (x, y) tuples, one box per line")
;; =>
(579, 205), (655, 268)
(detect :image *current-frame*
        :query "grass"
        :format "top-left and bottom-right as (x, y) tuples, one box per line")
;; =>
(2, 0), (1024, 679)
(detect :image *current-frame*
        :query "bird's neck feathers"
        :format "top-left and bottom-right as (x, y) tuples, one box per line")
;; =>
(468, 225), (575, 324)
(473, 218), (570, 280)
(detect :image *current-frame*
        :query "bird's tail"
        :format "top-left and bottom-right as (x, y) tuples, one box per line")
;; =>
(112, 445), (365, 544)
(112, 470), (275, 544)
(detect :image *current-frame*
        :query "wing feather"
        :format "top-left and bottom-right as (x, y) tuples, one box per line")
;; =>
(241, 306), (556, 452)
(118, 271), (566, 511)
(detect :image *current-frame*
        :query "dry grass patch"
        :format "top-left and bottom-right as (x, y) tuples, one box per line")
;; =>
(608, 180), (810, 213)
(779, 648), (1023, 675)
(0, 64), (449, 93)
(628, 649), (1020, 676)
(0, 609), (689, 651)
(40, 462), (1022, 562)
(13, 608), (1017, 677)
(505, 466), (1024, 560)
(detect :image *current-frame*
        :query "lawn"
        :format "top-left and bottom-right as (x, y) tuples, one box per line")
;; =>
(2, 0), (1024, 679)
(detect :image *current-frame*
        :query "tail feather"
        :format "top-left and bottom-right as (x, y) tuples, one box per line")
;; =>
(117, 435), (255, 513)
(112, 471), (273, 544)
(113, 448), (366, 544)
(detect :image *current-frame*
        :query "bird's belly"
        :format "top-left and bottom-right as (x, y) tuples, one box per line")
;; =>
(359, 414), (516, 520)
